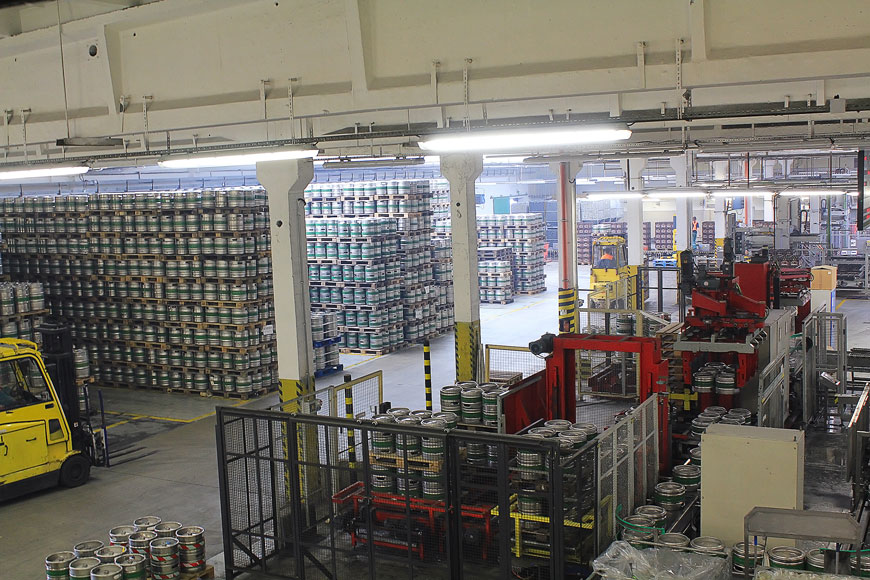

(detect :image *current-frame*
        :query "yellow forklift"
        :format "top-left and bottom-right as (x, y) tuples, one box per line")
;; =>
(588, 236), (644, 308)
(0, 322), (105, 500)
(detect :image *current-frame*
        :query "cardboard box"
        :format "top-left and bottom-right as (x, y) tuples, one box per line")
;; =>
(811, 265), (837, 290)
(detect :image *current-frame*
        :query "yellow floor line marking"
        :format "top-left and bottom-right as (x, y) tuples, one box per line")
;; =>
(106, 419), (131, 429)
(103, 396), (250, 424)
(344, 354), (382, 370)
(836, 298), (847, 310)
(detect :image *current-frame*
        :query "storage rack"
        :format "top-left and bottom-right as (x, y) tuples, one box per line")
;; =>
(0, 189), (278, 398)
(305, 179), (450, 354)
(430, 238), (455, 335)
(577, 220), (596, 264)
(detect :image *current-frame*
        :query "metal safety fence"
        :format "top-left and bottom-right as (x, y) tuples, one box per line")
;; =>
(216, 399), (662, 579)
(484, 344), (546, 384)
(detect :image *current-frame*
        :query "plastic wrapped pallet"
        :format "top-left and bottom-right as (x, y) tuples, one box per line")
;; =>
(592, 541), (730, 580)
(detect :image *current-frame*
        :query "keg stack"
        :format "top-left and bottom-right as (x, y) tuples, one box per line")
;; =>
(305, 179), (450, 352)
(477, 214), (547, 295)
(478, 260), (514, 304)
(305, 214), (405, 355)
(429, 238), (455, 336)
(1, 189), (279, 397)
(0, 281), (49, 344)
(310, 311), (342, 377)
(44, 516), (206, 580)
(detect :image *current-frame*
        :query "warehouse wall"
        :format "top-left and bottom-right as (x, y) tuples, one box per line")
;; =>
(1, 0), (870, 161)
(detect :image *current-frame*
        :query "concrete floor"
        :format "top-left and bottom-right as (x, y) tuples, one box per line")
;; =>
(4, 264), (867, 579)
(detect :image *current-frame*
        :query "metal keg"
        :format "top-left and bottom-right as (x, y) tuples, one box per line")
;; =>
(68, 558), (101, 580)
(658, 532), (690, 550)
(386, 407), (410, 418)
(94, 546), (126, 564)
(517, 433), (545, 480)
(89, 564), (123, 580)
(692, 371), (715, 393)
(732, 542), (765, 573)
(654, 481), (686, 511)
(149, 537), (179, 577)
(690, 536), (726, 556)
(133, 516), (161, 532)
(439, 386), (461, 412)
(544, 419), (571, 432)
(517, 487), (544, 530)
(620, 515), (654, 547)
(715, 372), (738, 395)
(691, 416), (715, 437)
(768, 546), (806, 569)
(432, 411), (458, 429)
(672, 464), (701, 492)
(730, 408), (752, 422)
(419, 418), (446, 460)
(570, 422), (599, 441)
(370, 414), (395, 455)
(698, 410), (721, 422)
(460, 387), (483, 424)
(174, 526), (205, 574)
(154, 522), (182, 538)
(395, 468), (421, 497)
(558, 430), (586, 450)
(704, 405), (727, 417)
(689, 446), (702, 466)
(395, 416), (421, 454)
(805, 548), (825, 572)
(528, 427), (557, 438)
(45, 551), (76, 580)
(633, 505), (667, 530)
(852, 552), (870, 577)
(74, 541), (105, 559)
(127, 531), (157, 563)
(371, 464), (395, 493)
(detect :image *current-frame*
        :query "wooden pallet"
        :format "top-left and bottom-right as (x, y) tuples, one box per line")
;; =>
(370, 452), (443, 472)
(340, 343), (405, 355)
(480, 298), (514, 305)
(515, 288), (546, 296)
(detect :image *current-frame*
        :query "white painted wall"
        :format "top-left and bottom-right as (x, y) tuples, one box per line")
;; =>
(1, 0), (870, 162)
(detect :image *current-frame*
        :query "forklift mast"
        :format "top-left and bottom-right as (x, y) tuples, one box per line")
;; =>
(37, 320), (78, 426)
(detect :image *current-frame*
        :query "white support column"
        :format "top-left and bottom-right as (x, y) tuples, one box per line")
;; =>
(550, 160), (581, 332)
(763, 197), (775, 222)
(774, 195), (792, 250)
(621, 158), (646, 265)
(258, 158), (315, 406)
(671, 155), (692, 251)
(441, 154), (483, 382)
(809, 196), (821, 234)
(714, 196), (727, 247)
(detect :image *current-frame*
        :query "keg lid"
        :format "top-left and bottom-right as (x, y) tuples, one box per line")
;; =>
(149, 537), (179, 548)
(386, 407), (410, 416)
(730, 408), (752, 418)
(45, 551), (77, 565)
(397, 416), (421, 425)
(704, 406), (727, 416)
(805, 548), (825, 565)
(655, 481), (686, 495)
(634, 504), (667, 519)
(690, 536), (725, 551)
(528, 427), (556, 437)
(133, 516), (161, 528)
(734, 541), (765, 557)
(175, 526), (204, 539)
(543, 419), (572, 431)
(432, 412), (458, 422)
(154, 522), (182, 533)
(91, 564), (123, 576)
(370, 414), (395, 424)
(94, 546), (126, 558)
(128, 531), (157, 542)
(69, 557), (101, 570)
(570, 422), (598, 435)
(74, 540), (104, 552)
(410, 410), (432, 418)
(769, 546), (805, 564)
(689, 447), (702, 459)
(659, 533), (690, 547)
(420, 418), (447, 429)
(673, 464), (701, 478)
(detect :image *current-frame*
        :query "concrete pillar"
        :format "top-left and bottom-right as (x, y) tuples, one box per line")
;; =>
(714, 196), (727, 247)
(809, 196), (821, 234)
(258, 159), (315, 408)
(550, 161), (581, 333)
(763, 198), (775, 222)
(441, 154), (484, 382)
(671, 155), (692, 251)
(774, 195), (791, 249)
(621, 158), (646, 265)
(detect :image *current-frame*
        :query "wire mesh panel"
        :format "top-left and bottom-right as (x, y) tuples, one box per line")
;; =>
(484, 345), (546, 385)
(217, 407), (573, 580)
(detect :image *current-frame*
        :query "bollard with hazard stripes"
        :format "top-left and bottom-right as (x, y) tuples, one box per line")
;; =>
(423, 340), (433, 411)
(344, 374), (356, 466)
(558, 287), (577, 333)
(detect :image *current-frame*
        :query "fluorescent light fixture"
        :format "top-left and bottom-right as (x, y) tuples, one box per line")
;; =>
(418, 126), (631, 153)
(158, 147), (319, 169)
(584, 192), (644, 201)
(517, 179), (551, 185)
(0, 164), (89, 181)
(848, 191), (860, 197)
(711, 190), (772, 198)
(591, 176), (626, 183)
(647, 189), (707, 199)
(643, 196), (663, 203)
(483, 155), (528, 164)
(779, 189), (845, 197)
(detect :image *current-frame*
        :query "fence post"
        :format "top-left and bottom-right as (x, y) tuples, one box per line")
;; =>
(424, 339), (433, 411)
(344, 373), (356, 466)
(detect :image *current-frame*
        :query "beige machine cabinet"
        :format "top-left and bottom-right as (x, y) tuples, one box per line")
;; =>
(700, 424), (804, 547)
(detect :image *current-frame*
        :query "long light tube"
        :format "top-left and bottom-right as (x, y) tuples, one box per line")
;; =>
(0, 165), (89, 181)
(646, 189), (707, 199)
(418, 126), (631, 152)
(158, 147), (319, 169)
(584, 192), (644, 201)
(779, 189), (846, 197)
(710, 190), (772, 198)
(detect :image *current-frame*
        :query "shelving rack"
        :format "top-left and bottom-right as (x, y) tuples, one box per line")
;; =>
(0, 189), (278, 397)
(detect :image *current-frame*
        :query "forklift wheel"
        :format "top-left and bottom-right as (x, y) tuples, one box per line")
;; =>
(59, 454), (91, 488)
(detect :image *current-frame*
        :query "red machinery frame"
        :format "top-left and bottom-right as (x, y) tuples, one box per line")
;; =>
(545, 333), (671, 470)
